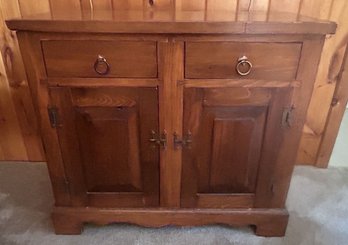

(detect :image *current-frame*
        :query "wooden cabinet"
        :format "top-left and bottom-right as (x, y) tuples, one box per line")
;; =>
(7, 9), (335, 237)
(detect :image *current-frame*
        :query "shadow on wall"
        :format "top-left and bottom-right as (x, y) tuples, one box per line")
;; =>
(329, 109), (348, 167)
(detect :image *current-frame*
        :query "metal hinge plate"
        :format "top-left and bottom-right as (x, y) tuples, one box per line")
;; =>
(173, 131), (193, 150)
(47, 106), (60, 128)
(149, 130), (167, 149)
(282, 106), (294, 128)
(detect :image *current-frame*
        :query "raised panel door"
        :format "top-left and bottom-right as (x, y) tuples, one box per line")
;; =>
(181, 87), (292, 208)
(49, 87), (159, 208)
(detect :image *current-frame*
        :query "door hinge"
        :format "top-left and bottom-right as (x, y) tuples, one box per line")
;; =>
(149, 130), (167, 149)
(47, 106), (61, 128)
(173, 131), (192, 150)
(282, 106), (295, 128)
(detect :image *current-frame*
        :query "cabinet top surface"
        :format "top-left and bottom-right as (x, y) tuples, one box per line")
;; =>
(6, 9), (336, 35)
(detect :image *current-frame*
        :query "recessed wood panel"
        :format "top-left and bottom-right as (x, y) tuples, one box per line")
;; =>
(185, 42), (302, 80)
(75, 107), (142, 192)
(42, 40), (158, 78)
(209, 118), (256, 193)
(197, 107), (267, 194)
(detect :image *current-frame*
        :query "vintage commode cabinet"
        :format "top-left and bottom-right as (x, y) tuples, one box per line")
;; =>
(6, 7), (336, 237)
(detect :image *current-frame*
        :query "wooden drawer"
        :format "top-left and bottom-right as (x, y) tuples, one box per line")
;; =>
(42, 40), (158, 78)
(185, 42), (302, 80)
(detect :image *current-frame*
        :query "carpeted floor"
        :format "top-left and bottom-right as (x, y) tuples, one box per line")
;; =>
(0, 162), (348, 245)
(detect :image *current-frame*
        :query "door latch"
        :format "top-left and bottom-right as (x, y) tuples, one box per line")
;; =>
(173, 131), (192, 150)
(282, 106), (295, 128)
(149, 130), (167, 149)
(47, 106), (61, 128)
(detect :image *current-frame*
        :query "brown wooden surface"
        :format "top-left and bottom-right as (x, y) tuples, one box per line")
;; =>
(0, 0), (44, 161)
(183, 79), (300, 88)
(50, 87), (160, 207)
(16, 32), (71, 205)
(0, 0), (340, 238)
(14, 28), (328, 235)
(181, 87), (291, 209)
(42, 40), (158, 78)
(46, 78), (159, 87)
(6, 10), (336, 34)
(1, 0), (347, 166)
(185, 42), (301, 80)
(52, 207), (289, 237)
(157, 40), (184, 208)
(264, 37), (326, 207)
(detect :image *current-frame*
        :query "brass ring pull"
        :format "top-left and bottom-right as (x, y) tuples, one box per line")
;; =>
(236, 55), (252, 76)
(94, 55), (110, 75)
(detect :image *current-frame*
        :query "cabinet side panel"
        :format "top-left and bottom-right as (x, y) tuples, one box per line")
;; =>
(268, 37), (325, 208)
(16, 32), (71, 206)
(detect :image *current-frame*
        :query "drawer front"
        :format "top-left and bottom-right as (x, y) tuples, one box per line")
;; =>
(42, 40), (158, 78)
(185, 42), (302, 80)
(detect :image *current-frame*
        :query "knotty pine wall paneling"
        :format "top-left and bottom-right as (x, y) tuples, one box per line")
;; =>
(0, 0), (46, 161)
(296, 0), (348, 167)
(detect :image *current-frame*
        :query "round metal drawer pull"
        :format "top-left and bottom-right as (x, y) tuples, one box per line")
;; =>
(236, 55), (252, 76)
(94, 55), (110, 75)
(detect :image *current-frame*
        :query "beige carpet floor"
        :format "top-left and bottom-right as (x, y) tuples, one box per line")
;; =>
(0, 162), (348, 245)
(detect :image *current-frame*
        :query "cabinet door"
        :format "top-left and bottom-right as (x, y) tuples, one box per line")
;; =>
(50, 87), (159, 207)
(181, 87), (291, 208)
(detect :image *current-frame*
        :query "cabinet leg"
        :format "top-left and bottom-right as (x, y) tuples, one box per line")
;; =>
(51, 212), (83, 235)
(255, 215), (289, 237)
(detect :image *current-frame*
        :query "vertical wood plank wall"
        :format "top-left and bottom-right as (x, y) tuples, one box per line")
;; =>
(0, 0), (347, 167)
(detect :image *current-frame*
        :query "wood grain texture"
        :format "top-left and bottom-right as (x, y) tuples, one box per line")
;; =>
(185, 42), (301, 80)
(0, 40), (27, 160)
(47, 78), (159, 87)
(316, 43), (348, 166)
(18, 0), (50, 17)
(0, 5), (26, 160)
(42, 40), (158, 78)
(9, 4), (332, 237)
(157, 39), (184, 208)
(183, 79), (300, 88)
(299, 0), (333, 20)
(265, 37), (326, 207)
(0, 0), (346, 166)
(50, 0), (81, 20)
(297, 0), (348, 166)
(50, 86), (160, 207)
(196, 194), (255, 208)
(0, 0), (44, 161)
(180, 87), (291, 209)
(16, 32), (71, 205)
(269, 0), (301, 16)
(6, 15), (335, 35)
(52, 207), (289, 237)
